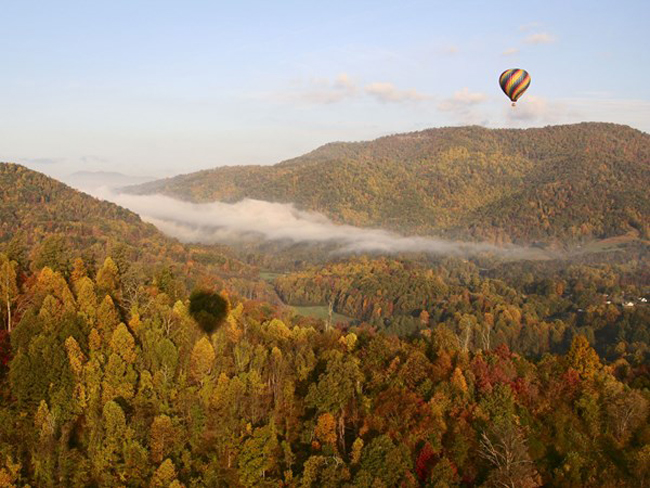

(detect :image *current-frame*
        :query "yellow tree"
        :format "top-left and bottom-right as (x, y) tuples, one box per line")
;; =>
(314, 413), (338, 452)
(150, 415), (176, 463)
(110, 323), (137, 364)
(566, 335), (601, 379)
(70, 257), (88, 284)
(151, 458), (182, 487)
(102, 324), (138, 403)
(96, 295), (120, 344)
(34, 266), (76, 315)
(75, 277), (98, 324)
(189, 337), (216, 384)
(33, 400), (56, 486)
(96, 257), (120, 296)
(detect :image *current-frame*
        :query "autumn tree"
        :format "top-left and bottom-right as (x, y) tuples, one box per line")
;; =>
(96, 257), (120, 296)
(237, 424), (279, 487)
(150, 415), (176, 463)
(189, 337), (215, 384)
(306, 351), (363, 454)
(150, 459), (181, 487)
(566, 335), (601, 379)
(32, 235), (69, 275)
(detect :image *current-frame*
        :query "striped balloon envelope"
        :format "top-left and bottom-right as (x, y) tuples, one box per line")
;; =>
(499, 69), (531, 106)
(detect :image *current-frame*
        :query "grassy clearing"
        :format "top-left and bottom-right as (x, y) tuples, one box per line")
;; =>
(292, 305), (353, 324)
(259, 271), (284, 282)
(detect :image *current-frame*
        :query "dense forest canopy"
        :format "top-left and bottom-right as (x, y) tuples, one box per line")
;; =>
(0, 246), (648, 487)
(127, 123), (650, 245)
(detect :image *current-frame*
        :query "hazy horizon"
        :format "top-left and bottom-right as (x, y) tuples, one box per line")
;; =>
(6, 120), (649, 188)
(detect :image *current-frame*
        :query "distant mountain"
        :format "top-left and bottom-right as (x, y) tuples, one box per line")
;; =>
(64, 170), (154, 192)
(126, 123), (650, 245)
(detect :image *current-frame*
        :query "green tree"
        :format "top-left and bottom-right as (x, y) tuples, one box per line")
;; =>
(32, 235), (69, 275)
(354, 435), (412, 487)
(306, 351), (363, 454)
(5, 229), (28, 269)
(237, 424), (279, 487)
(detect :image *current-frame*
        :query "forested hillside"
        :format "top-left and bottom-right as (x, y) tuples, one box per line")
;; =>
(0, 246), (648, 487)
(0, 163), (274, 302)
(128, 123), (650, 245)
(273, 256), (650, 360)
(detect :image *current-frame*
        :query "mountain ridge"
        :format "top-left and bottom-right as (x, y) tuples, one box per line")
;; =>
(125, 123), (650, 245)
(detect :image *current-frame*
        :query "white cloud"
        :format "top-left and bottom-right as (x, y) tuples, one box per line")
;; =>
(504, 95), (573, 125)
(96, 191), (535, 258)
(438, 87), (487, 111)
(524, 33), (556, 44)
(277, 75), (430, 106)
(333, 73), (355, 90)
(502, 47), (519, 56)
(505, 95), (551, 121)
(80, 155), (109, 165)
(364, 82), (430, 103)
(286, 73), (358, 105)
(437, 88), (489, 125)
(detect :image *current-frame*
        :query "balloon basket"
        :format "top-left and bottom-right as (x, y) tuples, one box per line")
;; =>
(511, 102), (516, 107)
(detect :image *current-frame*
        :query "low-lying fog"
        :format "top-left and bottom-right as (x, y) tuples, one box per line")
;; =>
(95, 189), (542, 259)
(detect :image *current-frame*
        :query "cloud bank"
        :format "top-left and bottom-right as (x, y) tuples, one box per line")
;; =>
(280, 73), (431, 106)
(96, 190), (536, 259)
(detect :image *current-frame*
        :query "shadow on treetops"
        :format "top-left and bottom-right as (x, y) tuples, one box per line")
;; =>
(188, 289), (230, 335)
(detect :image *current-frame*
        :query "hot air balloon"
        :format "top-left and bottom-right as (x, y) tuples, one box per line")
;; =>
(499, 68), (530, 106)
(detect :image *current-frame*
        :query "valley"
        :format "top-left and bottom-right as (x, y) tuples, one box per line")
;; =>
(1, 123), (649, 487)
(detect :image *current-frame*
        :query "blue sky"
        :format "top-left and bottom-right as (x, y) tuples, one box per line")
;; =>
(1, 0), (648, 179)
